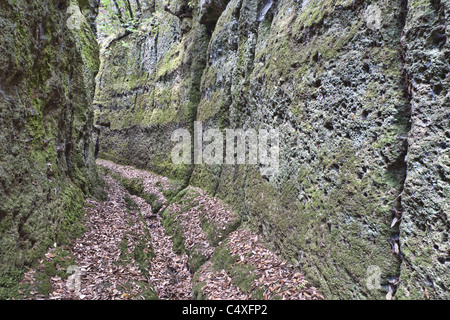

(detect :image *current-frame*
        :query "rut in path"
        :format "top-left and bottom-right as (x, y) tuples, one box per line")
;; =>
(19, 160), (323, 300)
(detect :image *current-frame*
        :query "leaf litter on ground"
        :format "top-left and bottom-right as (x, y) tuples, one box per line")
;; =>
(18, 160), (323, 300)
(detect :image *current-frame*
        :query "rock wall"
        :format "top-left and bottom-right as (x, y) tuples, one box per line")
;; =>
(0, 0), (101, 296)
(95, 0), (449, 299)
(94, 1), (209, 184)
(397, 0), (449, 299)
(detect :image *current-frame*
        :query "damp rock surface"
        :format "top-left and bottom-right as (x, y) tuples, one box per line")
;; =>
(93, 0), (449, 299)
(0, 0), (101, 298)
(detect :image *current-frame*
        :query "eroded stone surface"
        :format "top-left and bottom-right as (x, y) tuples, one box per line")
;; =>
(94, 0), (449, 299)
(0, 0), (101, 298)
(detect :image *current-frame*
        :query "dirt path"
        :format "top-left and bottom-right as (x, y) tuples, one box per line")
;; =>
(18, 160), (323, 300)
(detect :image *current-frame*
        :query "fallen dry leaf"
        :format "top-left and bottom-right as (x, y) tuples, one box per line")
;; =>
(18, 160), (324, 301)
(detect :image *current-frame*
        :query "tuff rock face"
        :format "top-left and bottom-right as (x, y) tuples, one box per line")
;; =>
(94, 0), (448, 299)
(397, 0), (449, 299)
(0, 0), (100, 295)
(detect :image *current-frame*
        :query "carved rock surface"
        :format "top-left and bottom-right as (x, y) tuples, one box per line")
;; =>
(0, 0), (101, 297)
(95, 0), (449, 299)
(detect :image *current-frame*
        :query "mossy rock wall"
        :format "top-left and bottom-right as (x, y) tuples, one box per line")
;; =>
(396, 0), (449, 300)
(0, 0), (101, 297)
(95, 0), (449, 299)
(94, 0), (210, 185)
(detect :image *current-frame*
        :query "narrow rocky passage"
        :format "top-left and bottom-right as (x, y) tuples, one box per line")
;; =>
(18, 160), (323, 300)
